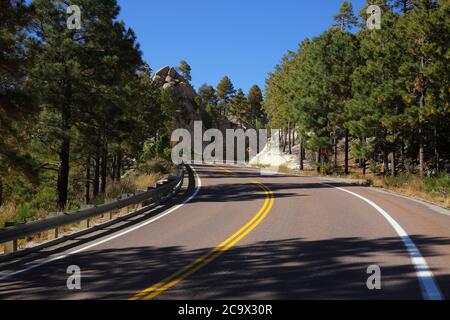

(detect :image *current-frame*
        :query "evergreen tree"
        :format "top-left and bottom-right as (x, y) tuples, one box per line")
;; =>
(348, 3), (405, 176)
(197, 84), (219, 127)
(177, 60), (192, 82)
(333, 1), (358, 31)
(396, 0), (449, 175)
(198, 84), (218, 106)
(230, 89), (251, 127)
(28, 0), (144, 209)
(248, 85), (264, 128)
(216, 76), (235, 116)
(0, 0), (39, 205)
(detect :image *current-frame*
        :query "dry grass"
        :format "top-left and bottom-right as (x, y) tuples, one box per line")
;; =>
(0, 202), (17, 229)
(134, 172), (163, 191)
(372, 175), (450, 209)
(0, 157), (174, 254)
(250, 163), (270, 169)
(258, 165), (449, 209)
(277, 165), (294, 174)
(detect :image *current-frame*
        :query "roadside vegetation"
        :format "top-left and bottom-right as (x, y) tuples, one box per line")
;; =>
(0, 157), (174, 229)
(0, 0), (265, 231)
(261, 165), (449, 209)
(375, 174), (450, 208)
(0, 0), (184, 229)
(262, 1), (449, 207)
(1, 0), (448, 232)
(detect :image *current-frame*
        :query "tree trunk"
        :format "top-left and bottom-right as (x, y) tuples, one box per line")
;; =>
(362, 159), (366, 176)
(316, 151), (321, 173)
(56, 84), (72, 211)
(383, 151), (389, 176)
(419, 125), (424, 177)
(418, 55), (427, 177)
(333, 136), (338, 170)
(344, 129), (349, 175)
(84, 158), (91, 205)
(291, 127), (295, 147)
(391, 151), (396, 176)
(56, 105), (70, 211)
(57, 136), (70, 211)
(299, 136), (304, 171)
(288, 123), (292, 155)
(116, 149), (122, 181)
(111, 155), (117, 181)
(400, 141), (405, 171)
(0, 178), (3, 207)
(93, 153), (100, 198)
(100, 146), (107, 194)
(434, 126), (439, 173)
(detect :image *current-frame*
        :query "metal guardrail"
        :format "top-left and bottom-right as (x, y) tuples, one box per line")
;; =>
(0, 164), (185, 255)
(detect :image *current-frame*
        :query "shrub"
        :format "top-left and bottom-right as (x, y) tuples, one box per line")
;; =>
(13, 203), (38, 223)
(30, 186), (56, 212)
(134, 173), (161, 190)
(369, 162), (382, 175)
(137, 158), (172, 175)
(424, 174), (450, 197)
(277, 165), (293, 174)
(105, 178), (137, 200)
(0, 202), (16, 228)
(316, 162), (334, 175)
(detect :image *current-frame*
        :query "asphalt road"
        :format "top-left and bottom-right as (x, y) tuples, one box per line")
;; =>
(0, 164), (449, 300)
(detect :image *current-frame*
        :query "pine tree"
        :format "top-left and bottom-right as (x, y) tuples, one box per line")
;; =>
(248, 85), (264, 128)
(348, 4), (405, 176)
(216, 76), (235, 116)
(197, 84), (219, 128)
(0, 0), (39, 205)
(177, 60), (192, 82)
(391, 0), (414, 13)
(333, 1), (358, 31)
(230, 89), (251, 127)
(28, 0), (145, 209)
(396, 0), (449, 175)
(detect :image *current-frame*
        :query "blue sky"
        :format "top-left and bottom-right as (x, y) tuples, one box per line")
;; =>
(117, 0), (366, 93)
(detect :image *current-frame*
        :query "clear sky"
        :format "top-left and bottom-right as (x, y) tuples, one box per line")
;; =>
(117, 0), (366, 93)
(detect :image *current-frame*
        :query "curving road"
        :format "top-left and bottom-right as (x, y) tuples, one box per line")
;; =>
(0, 164), (449, 300)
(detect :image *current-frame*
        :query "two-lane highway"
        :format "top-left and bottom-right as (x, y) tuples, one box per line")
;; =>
(0, 164), (449, 300)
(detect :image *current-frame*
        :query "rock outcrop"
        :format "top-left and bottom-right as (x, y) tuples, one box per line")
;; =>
(152, 66), (242, 140)
(152, 66), (201, 132)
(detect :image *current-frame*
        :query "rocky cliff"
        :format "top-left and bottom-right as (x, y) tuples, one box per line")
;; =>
(152, 66), (200, 131)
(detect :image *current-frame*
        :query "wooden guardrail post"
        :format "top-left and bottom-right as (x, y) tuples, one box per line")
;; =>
(48, 228), (59, 240)
(80, 219), (90, 229)
(0, 164), (184, 256)
(3, 239), (18, 254)
(2, 222), (18, 253)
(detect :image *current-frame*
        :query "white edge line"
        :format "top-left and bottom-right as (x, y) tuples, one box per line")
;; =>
(322, 183), (443, 300)
(0, 165), (202, 282)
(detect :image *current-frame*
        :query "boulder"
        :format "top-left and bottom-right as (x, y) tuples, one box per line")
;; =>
(168, 67), (178, 79)
(155, 66), (170, 78)
(152, 66), (200, 131)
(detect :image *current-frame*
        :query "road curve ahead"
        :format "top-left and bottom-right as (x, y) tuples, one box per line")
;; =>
(0, 164), (449, 300)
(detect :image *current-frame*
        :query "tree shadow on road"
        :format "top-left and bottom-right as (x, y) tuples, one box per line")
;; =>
(1, 236), (449, 300)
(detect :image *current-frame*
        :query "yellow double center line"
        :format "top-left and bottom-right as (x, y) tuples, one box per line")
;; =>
(129, 181), (274, 300)
(217, 166), (233, 173)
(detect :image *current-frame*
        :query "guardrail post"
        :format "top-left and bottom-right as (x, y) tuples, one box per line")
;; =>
(0, 165), (184, 253)
(80, 219), (90, 229)
(48, 228), (59, 240)
(3, 239), (18, 254)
